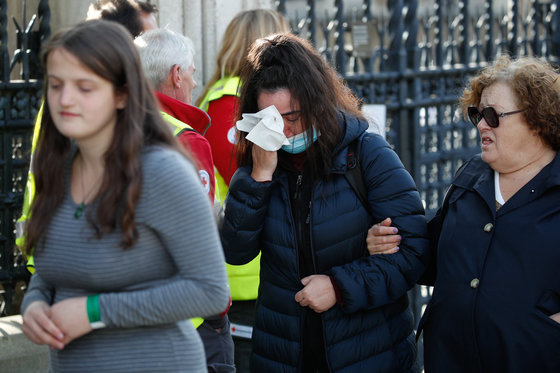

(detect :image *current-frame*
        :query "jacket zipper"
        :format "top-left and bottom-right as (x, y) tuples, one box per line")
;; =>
(286, 173), (305, 372)
(308, 190), (333, 373)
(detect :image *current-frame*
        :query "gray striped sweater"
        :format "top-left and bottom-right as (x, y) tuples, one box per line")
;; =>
(21, 146), (229, 372)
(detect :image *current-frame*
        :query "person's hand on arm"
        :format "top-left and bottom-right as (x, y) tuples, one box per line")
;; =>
(366, 217), (401, 255)
(294, 275), (337, 313)
(22, 300), (65, 350)
(251, 145), (277, 182)
(330, 136), (429, 312)
(50, 296), (92, 346)
(551, 312), (560, 324)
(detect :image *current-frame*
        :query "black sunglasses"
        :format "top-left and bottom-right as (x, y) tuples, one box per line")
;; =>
(467, 106), (524, 128)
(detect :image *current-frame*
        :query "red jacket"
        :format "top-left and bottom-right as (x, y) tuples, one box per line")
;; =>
(192, 95), (238, 186)
(156, 91), (215, 202)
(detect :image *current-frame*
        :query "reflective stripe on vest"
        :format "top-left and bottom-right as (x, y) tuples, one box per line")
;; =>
(161, 111), (195, 135)
(198, 76), (241, 112)
(230, 322), (253, 339)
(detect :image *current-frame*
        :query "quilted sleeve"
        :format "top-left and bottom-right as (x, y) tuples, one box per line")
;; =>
(220, 166), (273, 265)
(330, 134), (430, 313)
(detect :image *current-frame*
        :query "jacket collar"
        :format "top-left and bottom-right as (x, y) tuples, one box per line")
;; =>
(454, 156), (495, 213)
(543, 150), (560, 188)
(155, 91), (210, 133)
(453, 151), (560, 215)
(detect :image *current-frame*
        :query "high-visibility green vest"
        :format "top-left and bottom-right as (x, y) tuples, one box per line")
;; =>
(199, 76), (260, 302)
(162, 111), (197, 137)
(198, 76), (240, 204)
(16, 106), (42, 273)
(198, 76), (241, 113)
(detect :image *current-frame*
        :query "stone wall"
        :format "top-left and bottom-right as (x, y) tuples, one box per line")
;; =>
(33, 0), (275, 102)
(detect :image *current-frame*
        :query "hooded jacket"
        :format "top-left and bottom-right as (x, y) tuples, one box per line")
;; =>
(222, 112), (429, 372)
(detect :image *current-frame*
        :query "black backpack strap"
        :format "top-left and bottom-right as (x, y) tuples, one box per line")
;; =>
(344, 133), (371, 216)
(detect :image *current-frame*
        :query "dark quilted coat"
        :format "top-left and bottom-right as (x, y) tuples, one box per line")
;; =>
(221, 113), (429, 372)
(421, 153), (560, 373)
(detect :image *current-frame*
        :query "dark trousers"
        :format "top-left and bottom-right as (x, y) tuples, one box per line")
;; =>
(228, 300), (256, 373)
(301, 309), (329, 373)
(198, 314), (236, 373)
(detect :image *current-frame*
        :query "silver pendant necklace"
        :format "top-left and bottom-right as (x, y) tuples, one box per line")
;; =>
(74, 155), (102, 219)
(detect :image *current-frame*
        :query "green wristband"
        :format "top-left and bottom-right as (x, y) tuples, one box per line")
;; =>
(86, 294), (101, 323)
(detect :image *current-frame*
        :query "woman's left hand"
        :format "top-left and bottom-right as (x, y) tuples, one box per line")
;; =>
(295, 275), (336, 313)
(50, 297), (92, 346)
(550, 312), (560, 324)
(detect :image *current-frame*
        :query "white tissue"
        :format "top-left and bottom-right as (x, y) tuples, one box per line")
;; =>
(235, 105), (290, 151)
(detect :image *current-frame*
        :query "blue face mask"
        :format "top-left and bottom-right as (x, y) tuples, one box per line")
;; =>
(282, 128), (320, 154)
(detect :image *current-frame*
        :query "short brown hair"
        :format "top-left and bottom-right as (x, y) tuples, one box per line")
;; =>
(460, 55), (560, 150)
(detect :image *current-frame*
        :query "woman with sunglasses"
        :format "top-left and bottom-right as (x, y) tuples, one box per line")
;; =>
(221, 33), (429, 372)
(367, 55), (560, 372)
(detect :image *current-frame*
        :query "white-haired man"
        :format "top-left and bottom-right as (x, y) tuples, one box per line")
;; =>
(136, 28), (216, 201)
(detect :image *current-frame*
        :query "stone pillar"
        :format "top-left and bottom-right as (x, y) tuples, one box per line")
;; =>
(47, 0), (91, 32)
(41, 0), (276, 103)
(154, 0), (206, 101)
(156, 0), (276, 102)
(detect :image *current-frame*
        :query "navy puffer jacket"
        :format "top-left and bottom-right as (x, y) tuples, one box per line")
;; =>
(221, 113), (429, 372)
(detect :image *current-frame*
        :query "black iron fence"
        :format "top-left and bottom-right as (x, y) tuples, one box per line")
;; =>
(0, 0), (49, 316)
(277, 0), (560, 359)
(0, 0), (558, 343)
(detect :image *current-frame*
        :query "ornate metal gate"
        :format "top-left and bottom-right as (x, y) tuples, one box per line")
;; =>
(0, 0), (49, 316)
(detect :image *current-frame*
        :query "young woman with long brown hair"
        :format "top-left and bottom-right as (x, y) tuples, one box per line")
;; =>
(20, 20), (229, 372)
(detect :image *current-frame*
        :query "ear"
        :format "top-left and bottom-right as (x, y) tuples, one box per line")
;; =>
(115, 89), (127, 110)
(170, 64), (182, 89)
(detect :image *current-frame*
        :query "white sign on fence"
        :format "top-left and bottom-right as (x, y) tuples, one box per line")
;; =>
(362, 104), (387, 139)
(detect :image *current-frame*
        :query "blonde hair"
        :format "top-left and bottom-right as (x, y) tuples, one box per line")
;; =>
(195, 9), (288, 106)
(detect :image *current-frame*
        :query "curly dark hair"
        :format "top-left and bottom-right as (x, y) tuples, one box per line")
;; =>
(460, 55), (560, 150)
